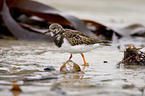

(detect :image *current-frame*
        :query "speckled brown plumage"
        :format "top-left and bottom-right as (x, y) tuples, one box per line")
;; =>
(63, 29), (104, 46)
(47, 23), (110, 47)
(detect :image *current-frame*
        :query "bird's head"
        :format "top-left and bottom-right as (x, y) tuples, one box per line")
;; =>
(46, 23), (63, 37)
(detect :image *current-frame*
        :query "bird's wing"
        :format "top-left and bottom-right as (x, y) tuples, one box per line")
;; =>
(63, 29), (103, 46)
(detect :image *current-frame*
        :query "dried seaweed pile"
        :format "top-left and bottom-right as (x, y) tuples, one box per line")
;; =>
(119, 45), (145, 65)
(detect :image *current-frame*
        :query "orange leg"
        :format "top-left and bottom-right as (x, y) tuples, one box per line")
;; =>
(68, 54), (72, 60)
(81, 53), (88, 67)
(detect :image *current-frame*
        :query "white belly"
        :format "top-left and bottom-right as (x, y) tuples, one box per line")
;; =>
(60, 38), (101, 54)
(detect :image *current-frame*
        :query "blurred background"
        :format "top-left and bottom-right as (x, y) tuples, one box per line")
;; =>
(35, 0), (145, 27)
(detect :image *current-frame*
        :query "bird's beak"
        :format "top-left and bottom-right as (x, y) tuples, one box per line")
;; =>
(44, 29), (51, 34)
(44, 29), (51, 36)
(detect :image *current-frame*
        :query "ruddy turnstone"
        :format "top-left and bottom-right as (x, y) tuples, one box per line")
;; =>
(45, 23), (111, 68)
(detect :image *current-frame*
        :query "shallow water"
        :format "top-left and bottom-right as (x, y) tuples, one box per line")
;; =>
(1, 0), (145, 96)
(0, 37), (145, 96)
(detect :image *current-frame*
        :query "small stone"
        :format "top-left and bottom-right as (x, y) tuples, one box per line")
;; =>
(103, 61), (108, 63)
(44, 66), (56, 71)
(116, 65), (120, 68)
(11, 82), (22, 91)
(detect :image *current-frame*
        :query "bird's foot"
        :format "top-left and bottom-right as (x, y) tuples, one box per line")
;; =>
(82, 62), (89, 72)
(83, 62), (89, 67)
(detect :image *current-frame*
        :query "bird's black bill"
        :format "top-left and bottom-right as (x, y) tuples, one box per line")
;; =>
(44, 29), (51, 34)
(43, 29), (52, 37)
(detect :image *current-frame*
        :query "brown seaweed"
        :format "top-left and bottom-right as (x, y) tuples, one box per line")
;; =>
(118, 45), (145, 66)
(0, 0), (119, 41)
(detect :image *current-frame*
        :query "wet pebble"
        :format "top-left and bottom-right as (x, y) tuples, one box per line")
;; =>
(103, 61), (108, 63)
(44, 66), (56, 71)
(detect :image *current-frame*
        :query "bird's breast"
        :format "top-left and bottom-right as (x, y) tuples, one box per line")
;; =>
(60, 38), (101, 54)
